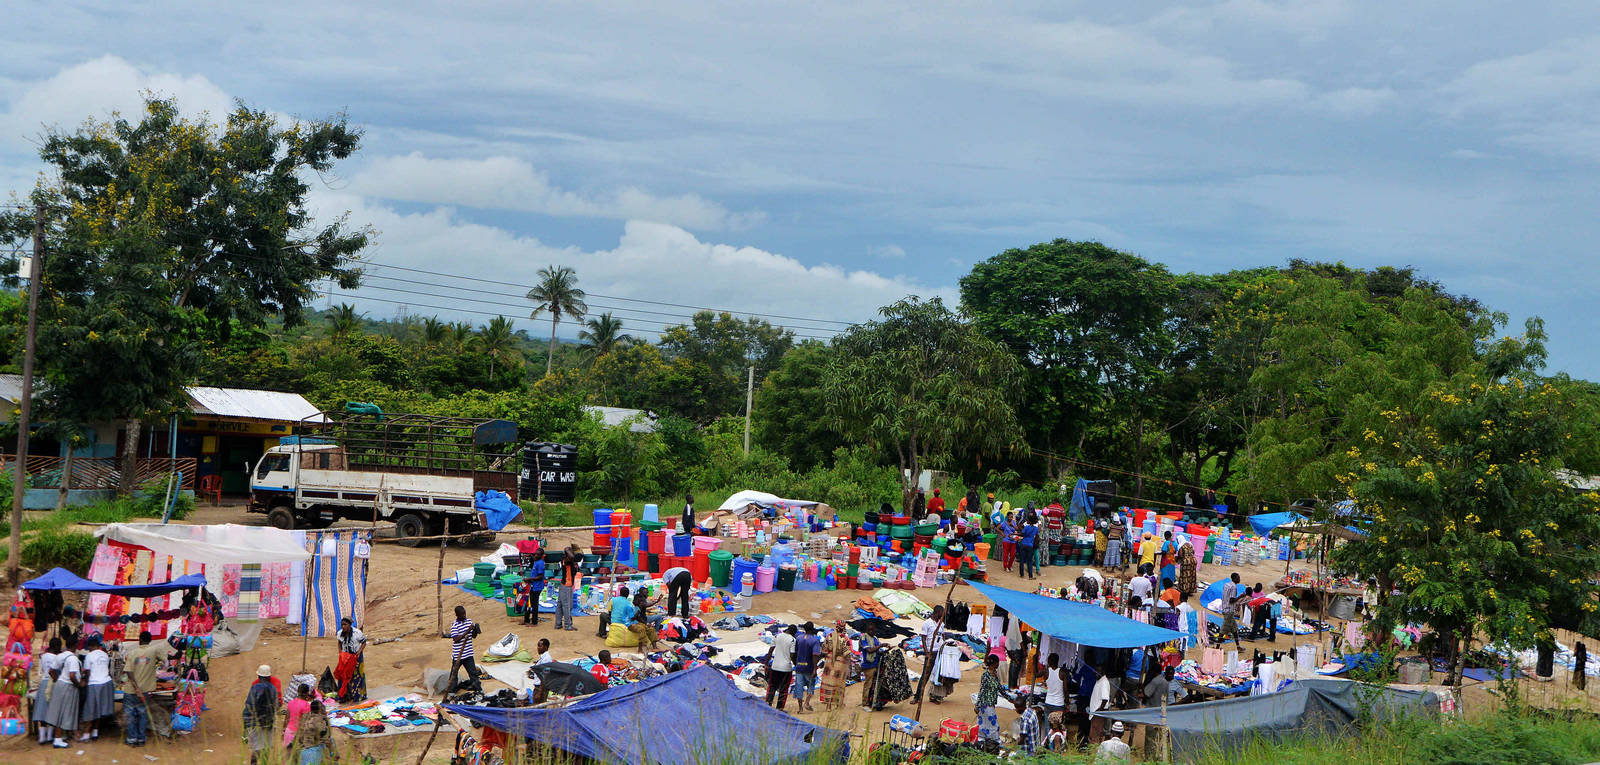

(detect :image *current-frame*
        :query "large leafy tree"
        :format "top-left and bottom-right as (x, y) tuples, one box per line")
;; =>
(1336, 331), (1600, 687)
(960, 240), (1177, 464)
(823, 297), (1025, 509)
(6, 97), (367, 490)
(659, 310), (795, 419)
(526, 265), (586, 377)
(752, 341), (845, 471)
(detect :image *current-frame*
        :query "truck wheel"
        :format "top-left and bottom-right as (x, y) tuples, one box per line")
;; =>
(395, 513), (428, 547)
(266, 506), (296, 530)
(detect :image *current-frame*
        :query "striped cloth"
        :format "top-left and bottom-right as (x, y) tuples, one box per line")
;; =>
(237, 563), (262, 622)
(300, 530), (372, 637)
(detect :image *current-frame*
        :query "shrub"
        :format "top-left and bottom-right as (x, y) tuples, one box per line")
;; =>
(21, 529), (97, 573)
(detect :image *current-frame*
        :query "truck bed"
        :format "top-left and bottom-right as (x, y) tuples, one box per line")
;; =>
(298, 468), (477, 512)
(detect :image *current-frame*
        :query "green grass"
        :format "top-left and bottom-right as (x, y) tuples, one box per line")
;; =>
(0, 480), (194, 570)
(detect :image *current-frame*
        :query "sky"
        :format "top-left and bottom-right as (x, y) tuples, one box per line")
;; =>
(3, 2), (1599, 371)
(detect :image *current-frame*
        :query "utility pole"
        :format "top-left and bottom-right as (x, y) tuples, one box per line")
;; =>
(9, 203), (44, 584)
(743, 365), (754, 456)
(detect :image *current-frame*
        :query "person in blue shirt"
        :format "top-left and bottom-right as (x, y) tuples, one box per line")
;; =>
(793, 622), (822, 712)
(522, 556), (547, 625)
(597, 584), (633, 637)
(857, 632), (882, 710)
(998, 515), (1017, 573)
(1017, 519), (1040, 580)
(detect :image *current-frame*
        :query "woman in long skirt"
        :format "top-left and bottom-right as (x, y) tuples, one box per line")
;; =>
(817, 620), (853, 709)
(32, 637), (64, 744)
(1177, 542), (1198, 599)
(44, 649), (83, 748)
(79, 635), (115, 740)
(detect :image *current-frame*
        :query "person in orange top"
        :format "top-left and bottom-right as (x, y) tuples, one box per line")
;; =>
(1159, 579), (1181, 608)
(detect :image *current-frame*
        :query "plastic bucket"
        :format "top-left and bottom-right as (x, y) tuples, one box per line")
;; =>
(690, 551), (711, 583)
(708, 550), (735, 587)
(647, 552), (661, 573)
(593, 508), (613, 528)
(472, 562), (497, 581)
(670, 533), (693, 557)
(592, 530), (611, 548)
(755, 565), (777, 593)
(732, 557), (759, 589)
(974, 542), (991, 560)
(776, 565), (797, 591)
(611, 510), (633, 537)
(642, 503), (659, 523)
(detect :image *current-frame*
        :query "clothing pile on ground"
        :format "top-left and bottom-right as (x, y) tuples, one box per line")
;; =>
(327, 694), (441, 735)
(1174, 658), (1255, 694)
(656, 616), (711, 643)
(873, 589), (934, 618)
(711, 614), (776, 631)
(572, 655), (655, 688)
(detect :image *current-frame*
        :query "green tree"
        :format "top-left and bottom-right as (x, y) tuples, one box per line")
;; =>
(420, 316), (448, 347)
(659, 310), (795, 419)
(526, 265), (587, 377)
(6, 96), (367, 491)
(448, 321), (474, 350)
(823, 297), (1025, 509)
(579, 312), (630, 358)
(1336, 342), (1600, 688)
(477, 316), (521, 381)
(752, 340), (845, 471)
(960, 240), (1178, 464)
(328, 303), (363, 338)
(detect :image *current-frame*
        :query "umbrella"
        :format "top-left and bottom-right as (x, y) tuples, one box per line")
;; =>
(529, 662), (607, 697)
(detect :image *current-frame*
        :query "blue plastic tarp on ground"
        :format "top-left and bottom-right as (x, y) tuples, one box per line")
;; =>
(446, 665), (848, 765)
(22, 567), (207, 598)
(1248, 511), (1302, 536)
(968, 581), (1186, 648)
(475, 490), (523, 531)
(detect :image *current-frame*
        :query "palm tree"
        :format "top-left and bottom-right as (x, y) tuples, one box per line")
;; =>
(328, 303), (363, 338)
(526, 265), (587, 376)
(448, 321), (474, 349)
(478, 316), (520, 379)
(579, 312), (631, 358)
(421, 316), (448, 347)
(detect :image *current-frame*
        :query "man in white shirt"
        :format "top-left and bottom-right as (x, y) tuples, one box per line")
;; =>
(919, 606), (945, 658)
(1095, 721), (1131, 762)
(765, 626), (797, 711)
(1127, 574), (1152, 606)
(1088, 667), (1114, 744)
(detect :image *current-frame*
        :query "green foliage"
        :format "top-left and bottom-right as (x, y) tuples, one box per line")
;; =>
(752, 341), (846, 471)
(19, 529), (97, 573)
(527, 265), (588, 376)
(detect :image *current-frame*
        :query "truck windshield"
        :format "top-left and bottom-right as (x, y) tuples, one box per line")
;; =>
(255, 454), (290, 481)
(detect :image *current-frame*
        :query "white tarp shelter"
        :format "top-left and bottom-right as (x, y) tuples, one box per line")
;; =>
(97, 523), (312, 564)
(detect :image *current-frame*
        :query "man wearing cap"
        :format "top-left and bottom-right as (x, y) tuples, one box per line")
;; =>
(1095, 721), (1131, 762)
(242, 665), (280, 765)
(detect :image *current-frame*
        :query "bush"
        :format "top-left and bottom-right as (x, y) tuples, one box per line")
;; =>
(21, 529), (97, 573)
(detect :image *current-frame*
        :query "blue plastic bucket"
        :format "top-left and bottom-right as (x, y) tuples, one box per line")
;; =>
(672, 533), (693, 557)
(593, 508), (613, 528)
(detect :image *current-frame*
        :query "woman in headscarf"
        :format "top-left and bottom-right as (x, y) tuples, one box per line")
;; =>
(999, 512), (1017, 573)
(818, 619), (853, 709)
(870, 642), (914, 710)
(1177, 540), (1198, 599)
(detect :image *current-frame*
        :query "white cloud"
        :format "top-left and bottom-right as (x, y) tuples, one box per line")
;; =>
(1447, 148), (1498, 160)
(870, 244), (906, 258)
(309, 189), (953, 337)
(347, 153), (763, 231)
(1314, 87), (1395, 116)
(0, 55), (234, 148)
(1442, 36), (1600, 116)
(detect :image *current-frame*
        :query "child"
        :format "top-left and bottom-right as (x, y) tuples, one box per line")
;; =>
(1045, 712), (1070, 752)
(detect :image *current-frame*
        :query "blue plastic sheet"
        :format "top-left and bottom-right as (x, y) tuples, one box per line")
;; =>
(22, 567), (207, 597)
(1247, 512), (1302, 536)
(445, 665), (849, 765)
(475, 490), (523, 531)
(967, 581), (1186, 648)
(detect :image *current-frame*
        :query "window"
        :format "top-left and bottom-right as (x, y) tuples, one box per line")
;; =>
(255, 454), (290, 481)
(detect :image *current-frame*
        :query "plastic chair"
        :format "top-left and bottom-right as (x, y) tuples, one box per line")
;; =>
(198, 474), (222, 505)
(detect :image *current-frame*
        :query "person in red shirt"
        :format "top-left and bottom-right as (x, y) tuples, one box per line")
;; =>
(590, 650), (615, 686)
(927, 489), (946, 516)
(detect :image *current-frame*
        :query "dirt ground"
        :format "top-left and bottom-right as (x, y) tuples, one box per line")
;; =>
(4, 504), (1595, 764)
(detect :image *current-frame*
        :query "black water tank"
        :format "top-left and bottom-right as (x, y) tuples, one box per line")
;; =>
(519, 442), (578, 502)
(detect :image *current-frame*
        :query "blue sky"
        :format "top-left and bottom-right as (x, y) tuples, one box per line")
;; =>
(4, 2), (1599, 371)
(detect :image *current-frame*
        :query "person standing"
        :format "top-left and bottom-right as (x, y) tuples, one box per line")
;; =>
(1159, 531), (1178, 587)
(522, 552), (547, 626)
(1005, 614), (1025, 688)
(818, 620), (852, 709)
(79, 634), (113, 741)
(793, 622), (821, 712)
(44, 642), (82, 748)
(998, 513), (1017, 573)
(766, 625), (796, 711)
(661, 565), (693, 619)
(926, 489), (945, 518)
(1104, 518), (1124, 572)
(293, 700), (336, 764)
(1221, 573), (1243, 647)
(120, 631), (164, 747)
(1177, 540), (1197, 599)
(1144, 666), (1174, 707)
(1017, 519), (1039, 580)
(1137, 533), (1159, 571)
(1043, 653), (1067, 716)
(242, 665), (280, 765)
(33, 636), (64, 745)
(974, 653), (1003, 743)
(556, 544), (581, 631)
(333, 617), (366, 702)
(1087, 665), (1113, 745)
(857, 631), (881, 711)
(446, 605), (483, 693)
(681, 493), (696, 534)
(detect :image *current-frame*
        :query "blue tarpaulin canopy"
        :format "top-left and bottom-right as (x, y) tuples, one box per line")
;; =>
(445, 664), (849, 765)
(967, 581), (1186, 648)
(1248, 511), (1303, 536)
(22, 567), (207, 598)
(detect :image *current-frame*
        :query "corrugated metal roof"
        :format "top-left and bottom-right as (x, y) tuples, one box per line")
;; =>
(584, 405), (657, 433)
(187, 386), (325, 423)
(0, 374), (23, 405)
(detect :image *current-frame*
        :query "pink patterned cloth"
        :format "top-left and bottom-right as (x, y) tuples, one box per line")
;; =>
(260, 562), (292, 619)
(220, 565), (241, 619)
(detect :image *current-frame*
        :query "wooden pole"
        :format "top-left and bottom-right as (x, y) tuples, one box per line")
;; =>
(415, 714), (444, 765)
(437, 533), (448, 637)
(301, 534), (313, 672)
(8, 203), (43, 585)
